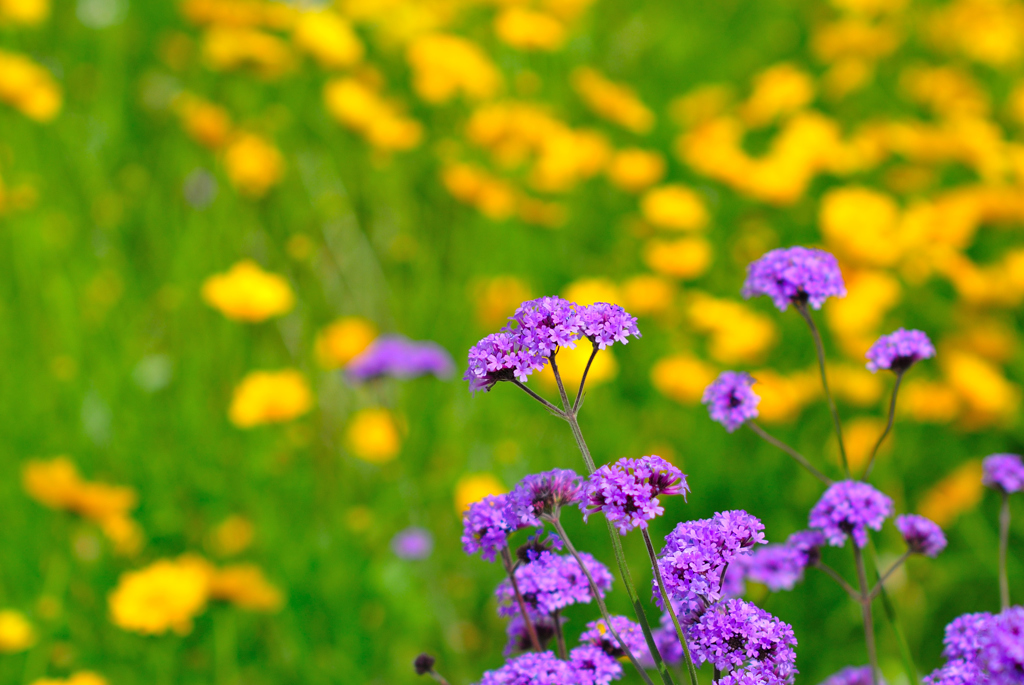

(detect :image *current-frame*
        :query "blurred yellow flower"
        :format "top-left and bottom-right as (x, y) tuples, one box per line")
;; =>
(669, 84), (734, 128)
(571, 67), (654, 134)
(0, 50), (62, 122)
(537, 342), (617, 391)
(819, 186), (904, 267)
(473, 276), (532, 329)
(406, 34), (502, 103)
(943, 350), (1021, 428)
(181, 0), (298, 29)
(899, 380), (961, 423)
(208, 515), (254, 557)
(228, 370), (313, 428)
(812, 18), (902, 64)
(454, 473), (505, 514)
(752, 369), (820, 424)
(621, 275), (674, 315)
(0, 609), (35, 653)
(223, 133), (285, 198)
(926, 0), (1024, 68)
(741, 63), (816, 128)
(517, 196), (567, 228)
(688, 293), (776, 364)
(828, 364), (883, 407)
(208, 564), (284, 612)
(346, 408), (401, 463)
(606, 148), (666, 193)
(494, 7), (565, 51)
(175, 95), (233, 150)
(323, 78), (423, 151)
(643, 237), (712, 280)
(562, 278), (621, 306)
(641, 185), (708, 231)
(918, 460), (984, 527)
(108, 559), (209, 635)
(825, 270), (901, 356)
(842, 416), (887, 472)
(0, 0), (49, 25)
(650, 354), (717, 405)
(315, 316), (378, 368)
(202, 26), (294, 79)
(900, 64), (989, 119)
(202, 260), (294, 322)
(442, 163), (517, 220)
(293, 10), (363, 70)
(30, 672), (107, 685)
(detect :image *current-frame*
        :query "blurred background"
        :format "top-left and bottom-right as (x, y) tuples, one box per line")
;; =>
(1, 0), (1023, 683)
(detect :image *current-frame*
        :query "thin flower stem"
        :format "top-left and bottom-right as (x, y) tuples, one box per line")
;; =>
(813, 561), (859, 600)
(1000, 491), (1011, 611)
(574, 343), (600, 413)
(869, 550), (911, 601)
(425, 668), (451, 685)
(747, 422), (833, 485)
(714, 668), (722, 682)
(552, 519), (656, 685)
(853, 545), (880, 685)
(501, 547), (542, 652)
(795, 301), (850, 478)
(642, 529), (700, 685)
(864, 370), (904, 479)
(552, 609), (567, 660)
(512, 380), (565, 417)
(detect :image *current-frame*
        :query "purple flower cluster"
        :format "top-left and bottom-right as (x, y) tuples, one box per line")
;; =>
(926, 607), (1024, 685)
(687, 599), (798, 684)
(895, 514), (947, 557)
(808, 481), (893, 548)
(579, 616), (650, 662)
(506, 469), (584, 527)
(864, 328), (936, 373)
(580, 303), (641, 350)
(569, 645), (622, 685)
(477, 651), (581, 685)
(818, 666), (883, 685)
(742, 246), (847, 311)
(345, 335), (455, 381)
(495, 550), (613, 617)
(656, 511), (766, 616)
(391, 527), (434, 560)
(738, 529), (824, 593)
(645, 604), (686, 667)
(702, 371), (760, 432)
(504, 614), (563, 656)
(462, 494), (518, 562)
(466, 331), (546, 392)
(581, 456), (689, 534)
(983, 453), (1024, 494)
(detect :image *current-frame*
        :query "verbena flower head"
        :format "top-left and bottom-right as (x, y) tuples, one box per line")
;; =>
(983, 454), (1024, 494)
(581, 456), (688, 534)
(895, 514), (947, 557)
(687, 598), (797, 683)
(391, 527), (434, 560)
(580, 303), (641, 350)
(465, 331), (546, 392)
(495, 550), (612, 617)
(477, 651), (579, 685)
(741, 246), (846, 311)
(346, 335), (455, 381)
(818, 666), (884, 685)
(504, 614), (561, 656)
(656, 511), (766, 616)
(809, 481), (893, 548)
(786, 529), (826, 568)
(977, 606), (1024, 684)
(462, 494), (516, 562)
(864, 328), (936, 373)
(943, 612), (993, 661)
(702, 371), (760, 432)
(744, 544), (806, 592)
(569, 644), (622, 685)
(510, 296), (585, 357)
(506, 469), (584, 527)
(923, 659), (982, 685)
(580, 616), (649, 661)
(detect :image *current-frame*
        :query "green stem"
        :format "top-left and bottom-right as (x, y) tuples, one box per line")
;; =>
(864, 371), (903, 478)
(1000, 491), (1011, 610)
(642, 529), (700, 685)
(574, 343), (600, 412)
(747, 422), (832, 485)
(552, 609), (567, 659)
(501, 547), (542, 652)
(853, 545), (880, 685)
(869, 551), (911, 601)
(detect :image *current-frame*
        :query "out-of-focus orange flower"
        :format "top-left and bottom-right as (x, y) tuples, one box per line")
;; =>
(842, 416), (888, 472)
(0, 0), (49, 25)
(29, 672), (107, 685)
(899, 380), (961, 423)
(537, 341), (617, 391)
(0, 50), (62, 122)
(442, 163), (517, 220)
(606, 148), (666, 193)
(750, 369), (820, 424)
(207, 564), (284, 612)
(223, 133), (285, 198)
(688, 293), (777, 364)
(228, 370), (313, 428)
(571, 67), (654, 134)
(292, 10), (363, 69)
(202, 26), (294, 79)
(454, 473), (505, 514)
(406, 34), (502, 104)
(175, 96), (233, 150)
(918, 460), (984, 527)
(208, 515), (255, 557)
(473, 276), (532, 328)
(315, 317), (378, 369)
(740, 63), (815, 128)
(943, 350), (1020, 428)
(323, 78), (422, 151)
(650, 354), (717, 405)
(0, 609), (35, 653)
(494, 7), (565, 51)
(346, 408), (401, 463)
(643, 238), (712, 280)
(202, 260), (294, 322)
(621, 275), (674, 315)
(819, 187), (905, 267)
(562, 278), (621, 306)
(641, 185), (708, 231)
(181, 0), (298, 29)
(108, 559), (209, 635)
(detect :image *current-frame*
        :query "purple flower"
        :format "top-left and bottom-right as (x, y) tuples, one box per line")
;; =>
(786, 529), (826, 568)
(923, 660), (983, 685)
(687, 599), (798, 682)
(465, 331), (547, 392)
(702, 372), (760, 432)
(581, 455), (689, 534)
(462, 494), (516, 562)
(579, 616), (650, 662)
(510, 297), (585, 357)
(818, 666), (883, 685)
(346, 335), (455, 381)
(391, 527), (434, 560)
(477, 651), (580, 685)
(569, 645), (623, 685)
(978, 606), (1024, 684)
(744, 544), (807, 592)
(864, 328), (936, 373)
(504, 614), (564, 656)
(742, 246), (847, 311)
(894, 514), (947, 557)
(580, 303), (641, 350)
(809, 481), (893, 549)
(983, 454), (1024, 494)
(656, 511), (766, 617)
(495, 550), (613, 617)
(506, 470), (584, 527)
(943, 612), (993, 661)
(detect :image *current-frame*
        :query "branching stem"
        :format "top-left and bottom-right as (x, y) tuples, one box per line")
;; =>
(501, 547), (542, 652)
(864, 370), (903, 479)
(868, 550), (911, 601)
(748, 422), (832, 485)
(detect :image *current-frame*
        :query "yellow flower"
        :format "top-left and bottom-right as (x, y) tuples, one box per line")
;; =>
(842, 417), (887, 472)
(943, 350), (1021, 428)
(606, 148), (666, 193)
(181, 0), (299, 29)
(292, 10), (363, 70)
(669, 84), (735, 128)
(621, 275), (674, 315)
(529, 129), (610, 193)
(0, 609), (35, 653)
(100, 515), (144, 557)
(571, 67), (654, 134)
(323, 78), (422, 152)
(828, 364), (883, 407)
(0, 50), (62, 122)
(812, 19), (902, 63)
(406, 34), (502, 104)
(441, 163), (517, 220)
(346, 408), (401, 463)
(918, 460), (984, 527)
(643, 237), (713, 280)
(819, 186), (903, 267)
(202, 26), (294, 79)
(751, 369), (820, 424)
(208, 515), (254, 557)
(0, 0), (49, 25)
(228, 370), (313, 428)
(688, 293), (777, 364)
(900, 65), (989, 119)
(29, 672), (107, 685)
(454, 473), (505, 514)
(208, 564), (284, 612)
(108, 559), (209, 635)
(825, 270), (901, 356)
(223, 133), (285, 198)
(315, 317), (378, 368)
(741, 63), (816, 128)
(202, 261), (293, 323)
(472, 276), (532, 329)
(494, 7), (565, 51)
(926, 0), (1024, 68)
(650, 354), (717, 405)
(175, 95), (233, 150)
(562, 278), (621, 306)
(536, 342), (617, 391)
(641, 185), (709, 231)
(899, 380), (961, 423)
